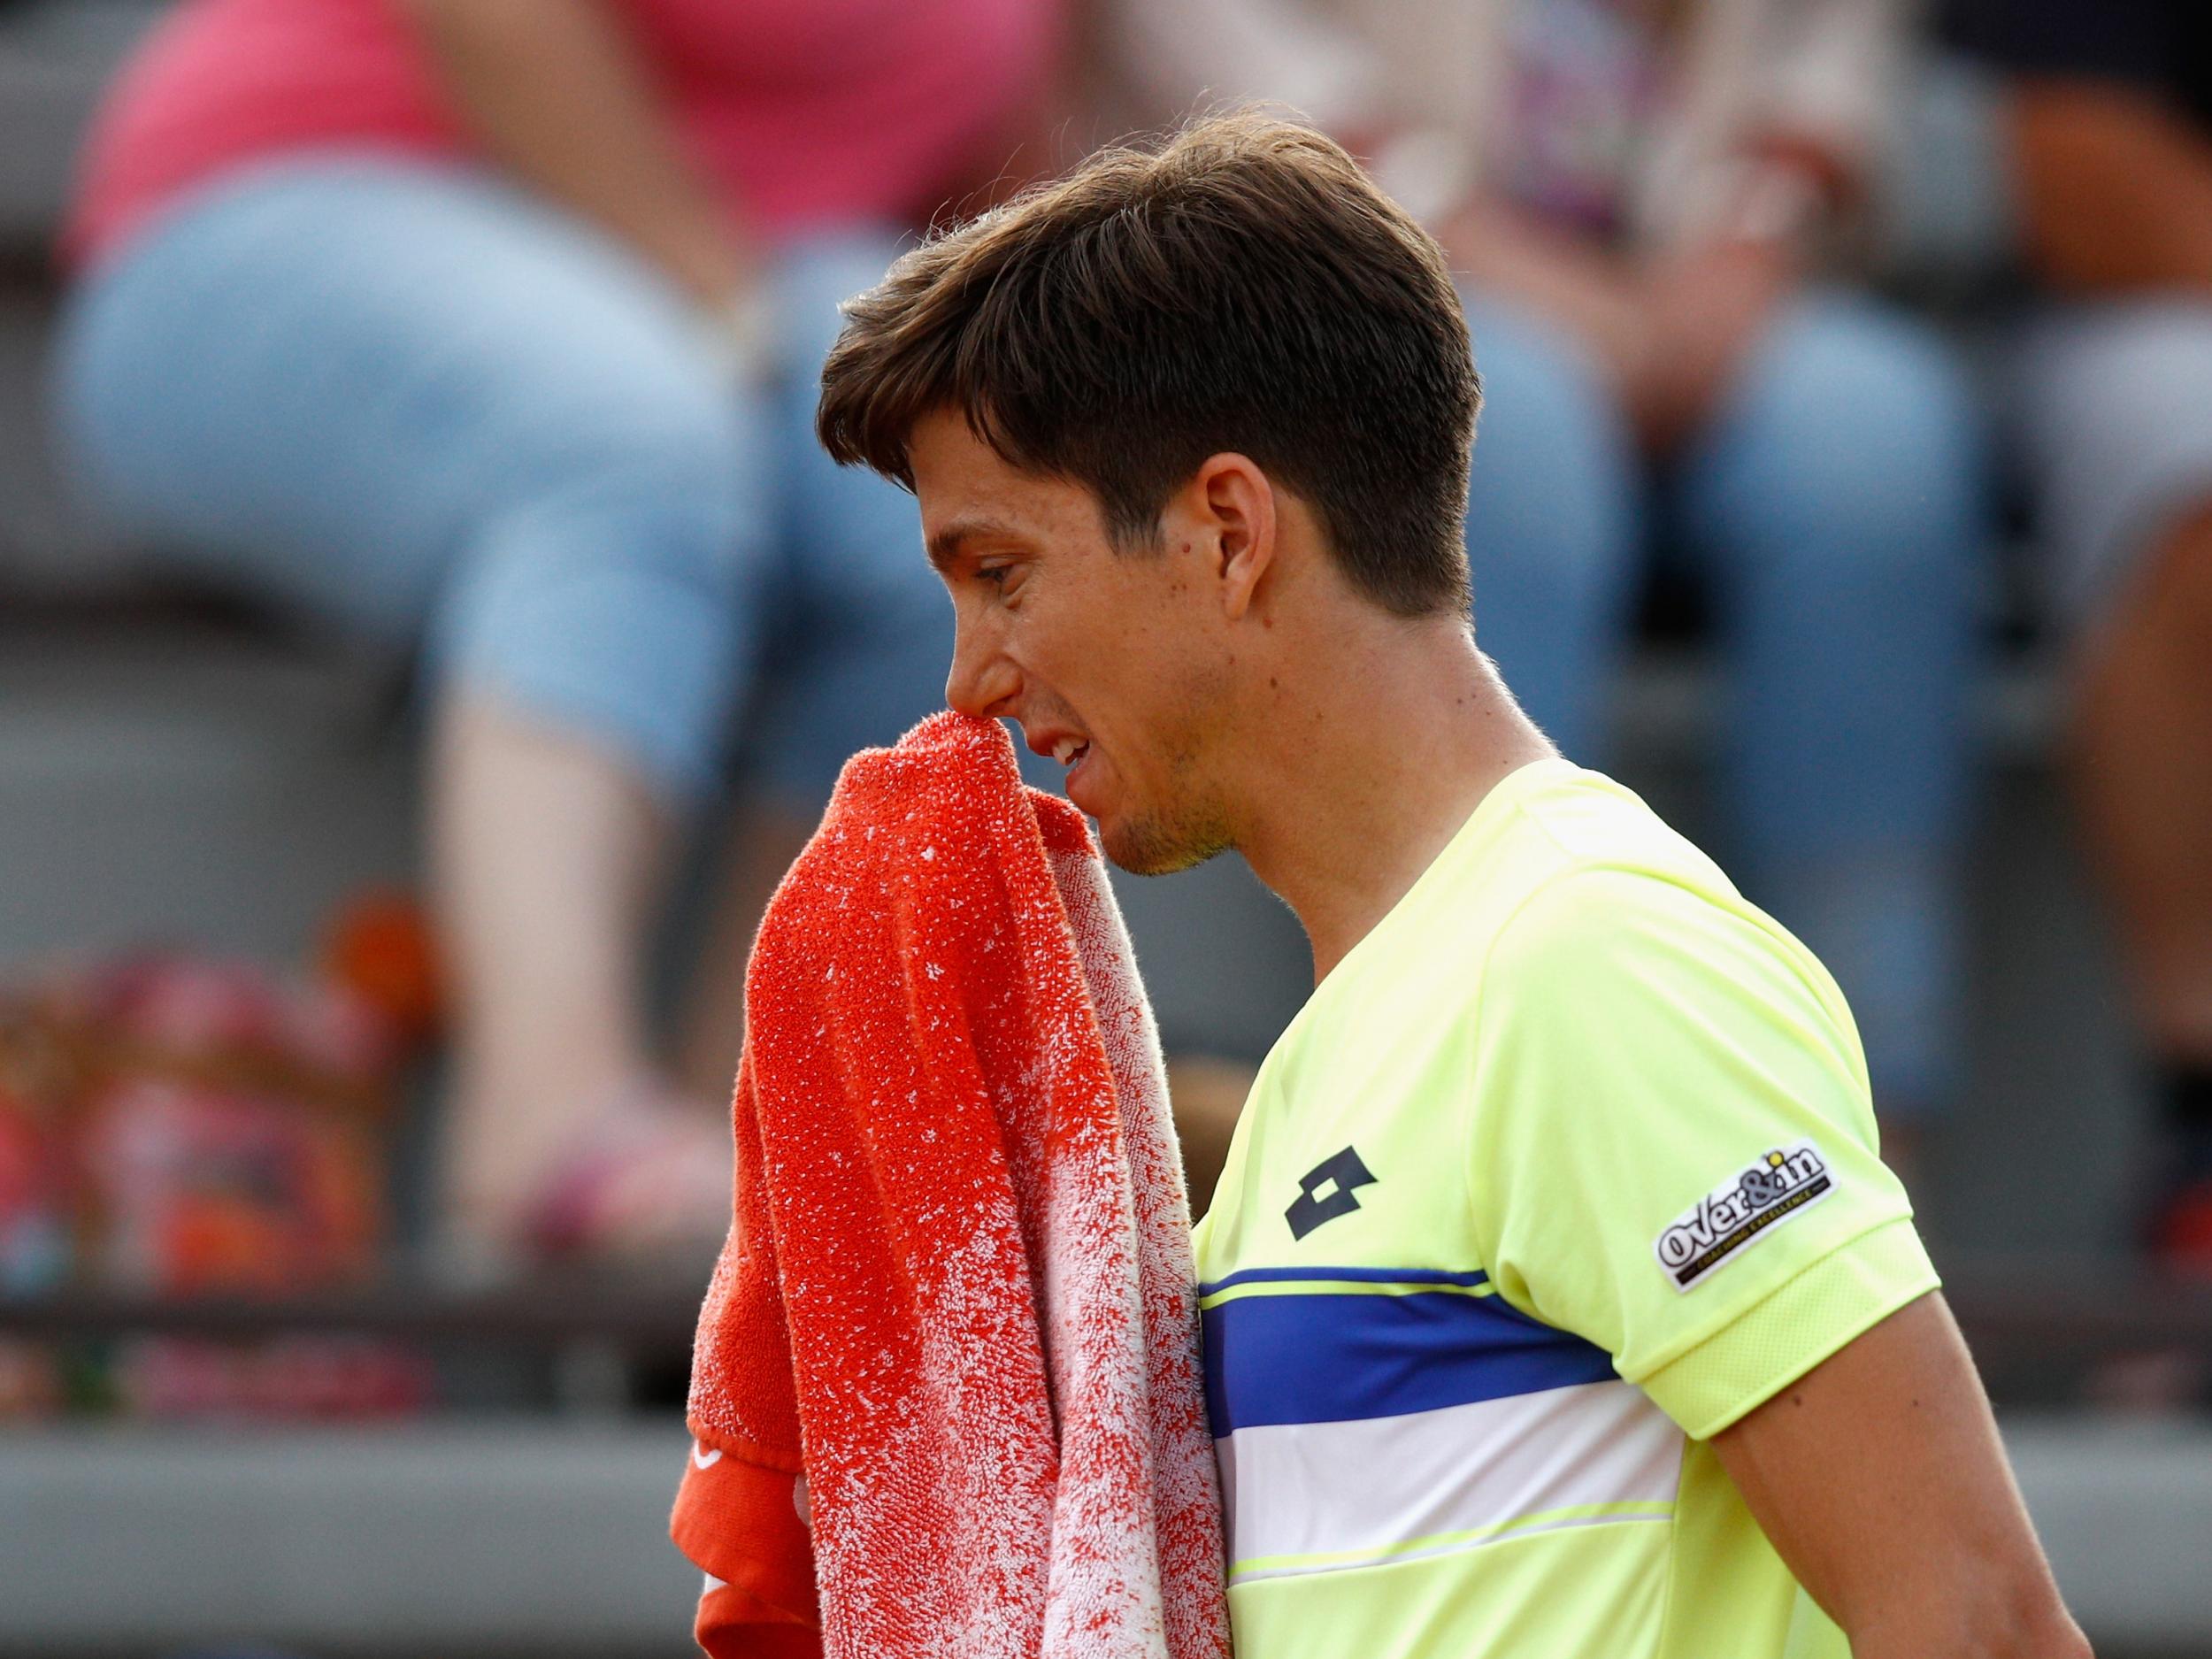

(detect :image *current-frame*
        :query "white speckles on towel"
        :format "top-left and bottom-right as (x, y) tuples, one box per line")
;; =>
(677, 713), (1228, 1659)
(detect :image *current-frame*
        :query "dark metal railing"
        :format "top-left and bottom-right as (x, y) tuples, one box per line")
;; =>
(4, 1255), (2209, 1410)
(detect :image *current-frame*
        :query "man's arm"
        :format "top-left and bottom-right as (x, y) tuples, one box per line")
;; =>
(394, 0), (756, 310)
(1710, 1292), (2091, 1659)
(2010, 80), (2212, 295)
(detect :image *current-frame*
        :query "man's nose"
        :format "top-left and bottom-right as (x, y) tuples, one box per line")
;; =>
(944, 618), (1018, 718)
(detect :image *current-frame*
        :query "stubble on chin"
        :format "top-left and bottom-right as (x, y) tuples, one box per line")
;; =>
(1097, 742), (1235, 877)
(1101, 807), (1233, 878)
(1096, 641), (1238, 876)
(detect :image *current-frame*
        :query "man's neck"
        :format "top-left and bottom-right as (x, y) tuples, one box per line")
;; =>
(1232, 618), (1555, 985)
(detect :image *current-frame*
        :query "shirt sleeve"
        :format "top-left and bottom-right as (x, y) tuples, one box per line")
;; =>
(672, 1431), (821, 1659)
(1466, 865), (1939, 1440)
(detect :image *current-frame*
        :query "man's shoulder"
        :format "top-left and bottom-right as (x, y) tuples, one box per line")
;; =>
(1487, 764), (1729, 892)
(1296, 764), (1755, 1044)
(1448, 767), (1747, 985)
(1279, 764), (1791, 1071)
(1486, 856), (1833, 1026)
(1472, 850), (1864, 1110)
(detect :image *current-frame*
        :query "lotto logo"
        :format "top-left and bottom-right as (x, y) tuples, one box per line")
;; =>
(1285, 1146), (1378, 1240)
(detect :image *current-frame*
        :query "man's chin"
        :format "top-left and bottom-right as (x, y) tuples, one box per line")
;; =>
(1097, 810), (1230, 879)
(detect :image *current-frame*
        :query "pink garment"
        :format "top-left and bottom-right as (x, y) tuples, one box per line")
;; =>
(65, 0), (1057, 269)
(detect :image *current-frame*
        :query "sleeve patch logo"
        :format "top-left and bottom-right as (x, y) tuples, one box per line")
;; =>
(1654, 1141), (1834, 1292)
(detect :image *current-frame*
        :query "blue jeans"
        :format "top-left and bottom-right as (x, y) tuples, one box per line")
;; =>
(54, 157), (948, 808)
(1464, 292), (1983, 1112)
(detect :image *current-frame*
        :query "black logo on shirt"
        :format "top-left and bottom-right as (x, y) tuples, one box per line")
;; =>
(1286, 1146), (1378, 1240)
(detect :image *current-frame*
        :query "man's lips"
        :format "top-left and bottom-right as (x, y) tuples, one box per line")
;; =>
(1063, 742), (1100, 811)
(1021, 726), (1099, 809)
(1023, 727), (1092, 770)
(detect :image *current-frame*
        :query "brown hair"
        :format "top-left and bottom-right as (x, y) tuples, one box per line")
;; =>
(817, 109), (1480, 618)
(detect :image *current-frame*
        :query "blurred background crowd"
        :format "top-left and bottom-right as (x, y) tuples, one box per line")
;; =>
(2, 1), (2210, 1655)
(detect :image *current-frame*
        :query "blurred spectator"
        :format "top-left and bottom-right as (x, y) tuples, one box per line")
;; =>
(50, 0), (1061, 1276)
(1112, 0), (1985, 1148)
(1945, 0), (2212, 1271)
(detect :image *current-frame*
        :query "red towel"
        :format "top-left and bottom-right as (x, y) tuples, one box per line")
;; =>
(672, 712), (1229, 1659)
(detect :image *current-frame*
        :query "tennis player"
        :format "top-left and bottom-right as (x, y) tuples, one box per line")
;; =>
(817, 111), (2087, 1659)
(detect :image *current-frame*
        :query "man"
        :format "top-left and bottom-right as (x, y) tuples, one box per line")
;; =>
(1945, 0), (2212, 1275)
(1106, 0), (1983, 1158)
(817, 112), (2085, 1659)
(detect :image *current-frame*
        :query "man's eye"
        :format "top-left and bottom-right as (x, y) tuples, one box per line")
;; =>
(977, 565), (1013, 588)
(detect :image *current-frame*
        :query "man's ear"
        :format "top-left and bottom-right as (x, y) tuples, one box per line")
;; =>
(1193, 453), (1278, 621)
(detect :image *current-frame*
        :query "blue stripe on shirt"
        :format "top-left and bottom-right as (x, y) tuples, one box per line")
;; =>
(1202, 1286), (1617, 1434)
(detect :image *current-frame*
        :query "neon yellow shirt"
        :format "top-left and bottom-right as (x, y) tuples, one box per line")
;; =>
(1192, 759), (1939, 1659)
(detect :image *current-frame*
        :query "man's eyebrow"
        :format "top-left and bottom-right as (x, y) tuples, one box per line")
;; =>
(926, 516), (1018, 573)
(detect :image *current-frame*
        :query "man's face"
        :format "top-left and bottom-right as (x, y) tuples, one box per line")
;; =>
(909, 410), (1237, 875)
